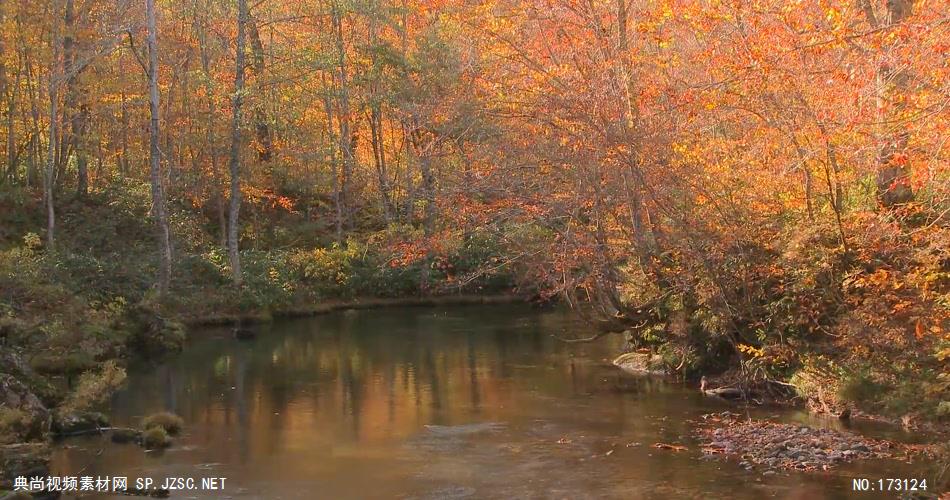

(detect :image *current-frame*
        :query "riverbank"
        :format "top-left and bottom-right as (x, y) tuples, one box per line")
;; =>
(182, 293), (528, 326)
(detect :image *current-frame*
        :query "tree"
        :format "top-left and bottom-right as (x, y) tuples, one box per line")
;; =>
(43, 2), (61, 250)
(146, 0), (172, 293)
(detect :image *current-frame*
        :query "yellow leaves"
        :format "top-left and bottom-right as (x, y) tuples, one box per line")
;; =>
(658, 3), (675, 21)
(738, 343), (765, 358)
(824, 7), (843, 30)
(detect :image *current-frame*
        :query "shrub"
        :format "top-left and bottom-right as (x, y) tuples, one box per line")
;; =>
(141, 427), (171, 449)
(58, 361), (127, 415)
(142, 412), (183, 435)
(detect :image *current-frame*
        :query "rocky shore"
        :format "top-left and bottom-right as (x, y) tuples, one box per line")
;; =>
(694, 412), (897, 472)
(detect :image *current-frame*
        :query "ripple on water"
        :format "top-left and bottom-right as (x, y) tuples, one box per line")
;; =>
(422, 422), (506, 436)
(407, 422), (507, 454)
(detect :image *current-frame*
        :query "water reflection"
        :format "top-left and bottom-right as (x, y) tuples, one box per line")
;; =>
(51, 305), (929, 499)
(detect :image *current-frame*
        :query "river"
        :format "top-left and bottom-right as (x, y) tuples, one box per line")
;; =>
(50, 304), (930, 499)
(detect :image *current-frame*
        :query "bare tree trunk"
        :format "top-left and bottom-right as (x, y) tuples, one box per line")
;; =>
(44, 79), (58, 251)
(227, 0), (248, 285)
(369, 105), (393, 223)
(3, 17), (19, 185)
(44, 2), (63, 251)
(403, 124), (415, 225)
(366, 2), (392, 224)
(867, 0), (915, 207)
(332, 1), (353, 234)
(247, 14), (271, 162)
(24, 30), (41, 188)
(321, 85), (344, 243)
(0, 0), (7, 184)
(410, 123), (436, 294)
(197, 1), (224, 247)
(615, 0), (657, 266)
(3, 70), (16, 184)
(216, 192), (227, 248)
(63, 0), (89, 197)
(146, 0), (173, 293)
(119, 86), (129, 175)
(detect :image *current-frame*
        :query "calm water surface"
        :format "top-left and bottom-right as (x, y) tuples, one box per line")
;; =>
(51, 305), (931, 499)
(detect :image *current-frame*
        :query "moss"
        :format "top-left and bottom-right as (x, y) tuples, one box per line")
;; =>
(141, 427), (171, 450)
(142, 412), (183, 435)
(0, 409), (29, 445)
(28, 352), (96, 376)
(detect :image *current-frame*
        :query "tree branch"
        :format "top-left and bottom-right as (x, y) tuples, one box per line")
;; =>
(126, 30), (149, 77)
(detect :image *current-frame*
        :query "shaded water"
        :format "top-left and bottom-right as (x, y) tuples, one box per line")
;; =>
(52, 305), (931, 499)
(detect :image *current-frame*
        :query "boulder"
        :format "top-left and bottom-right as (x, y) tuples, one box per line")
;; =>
(612, 352), (666, 375)
(0, 443), (50, 491)
(51, 411), (108, 436)
(0, 375), (50, 442)
(233, 328), (256, 341)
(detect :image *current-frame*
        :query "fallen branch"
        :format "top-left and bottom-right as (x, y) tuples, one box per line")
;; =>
(550, 331), (613, 343)
(55, 426), (139, 438)
(552, 319), (649, 344)
(653, 442), (688, 451)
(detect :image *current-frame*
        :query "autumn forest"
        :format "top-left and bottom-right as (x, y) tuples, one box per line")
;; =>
(0, 0), (948, 493)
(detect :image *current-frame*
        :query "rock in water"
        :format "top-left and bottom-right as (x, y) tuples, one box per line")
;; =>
(699, 376), (745, 400)
(612, 352), (665, 375)
(51, 411), (109, 436)
(111, 428), (142, 444)
(233, 327), (256, 340)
